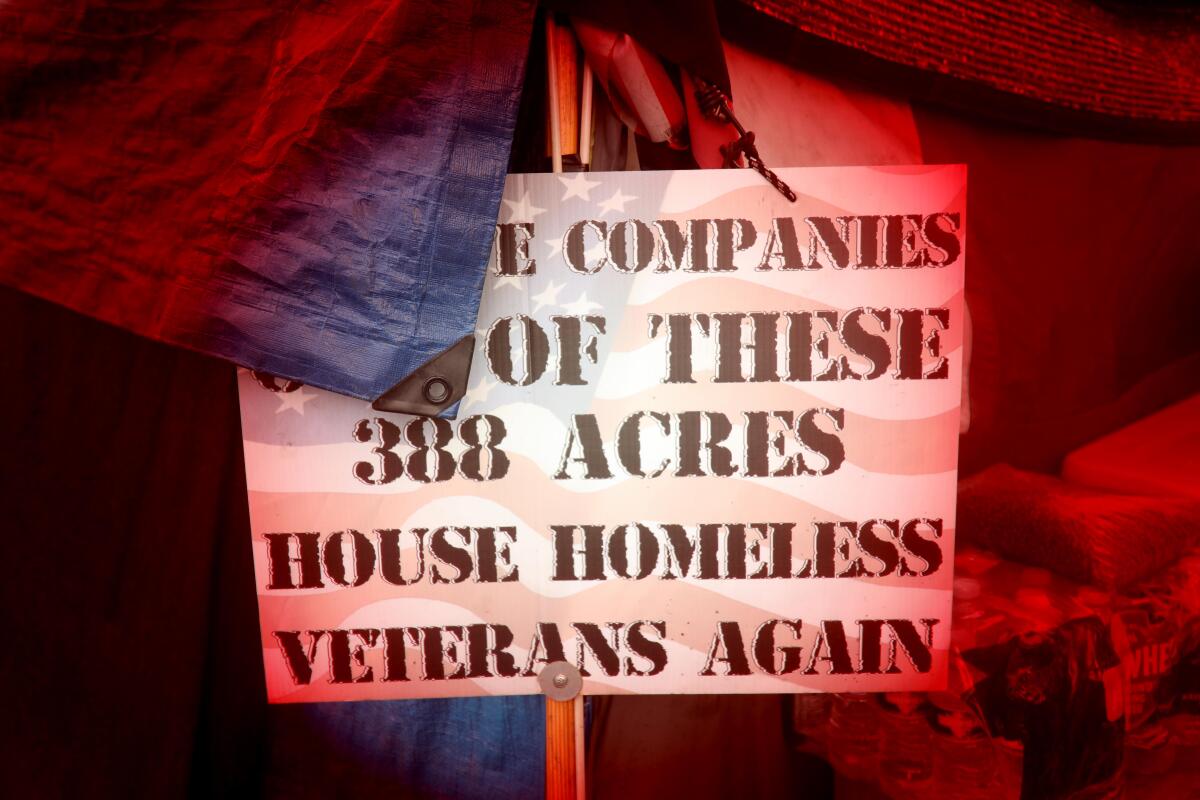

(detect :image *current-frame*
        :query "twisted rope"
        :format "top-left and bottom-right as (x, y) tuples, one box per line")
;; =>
(694, 78), (796, 203)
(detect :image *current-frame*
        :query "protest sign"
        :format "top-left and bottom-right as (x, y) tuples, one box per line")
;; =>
(238, 165), (966, 702)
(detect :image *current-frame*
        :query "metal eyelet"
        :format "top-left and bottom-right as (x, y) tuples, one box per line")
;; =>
(422, 376), (451, 404)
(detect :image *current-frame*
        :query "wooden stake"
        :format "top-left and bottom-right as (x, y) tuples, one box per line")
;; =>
(546, 697), (577, 800)
(544, 21), (584, 798)
(544, 18), (580, 796)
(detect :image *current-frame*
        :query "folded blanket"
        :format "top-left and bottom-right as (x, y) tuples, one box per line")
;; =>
(957, 465), (1200, 590)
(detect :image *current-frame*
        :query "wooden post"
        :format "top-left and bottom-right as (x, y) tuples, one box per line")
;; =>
(546, 697), (578, 799)
(544, 21), (585, 797)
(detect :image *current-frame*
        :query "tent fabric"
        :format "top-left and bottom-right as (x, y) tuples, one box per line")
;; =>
(5, 75), (1197, 795)
(0, 0), (534, 402)
(3, 0), (1193, 411)
(734, 0), (1200, 139)
(3, 6), (1199, 800)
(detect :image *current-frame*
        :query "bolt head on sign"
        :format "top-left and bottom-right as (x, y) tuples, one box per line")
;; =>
(539, 662), (583, 701)
(237, 166), (967, 703)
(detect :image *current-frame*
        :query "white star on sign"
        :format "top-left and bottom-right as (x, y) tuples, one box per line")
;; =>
(462, 376), (498, 409)
(597, 188), (635, 216)
(501, 190), (546, 223)
(275, 386), (317, 415)
(561, 292), (604, 315)
(491, 274), (525, 291)
(558, 171), (601, 202)
(531, 281), (565, 312)
(544, 236), (564, 262)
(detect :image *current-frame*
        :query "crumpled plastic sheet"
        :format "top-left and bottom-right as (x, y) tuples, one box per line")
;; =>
(0, 0), (534, 400)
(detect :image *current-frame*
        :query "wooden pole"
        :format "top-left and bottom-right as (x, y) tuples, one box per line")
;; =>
(546, 698), (578, 800)
(544, 18), (584, 798)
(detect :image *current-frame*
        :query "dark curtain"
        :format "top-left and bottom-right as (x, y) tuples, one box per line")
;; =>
(0, 286), (265, 797)
(0, 287), (548, 799)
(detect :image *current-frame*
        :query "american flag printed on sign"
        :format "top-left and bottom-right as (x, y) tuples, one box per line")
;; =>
(238, 166), (967, 703)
